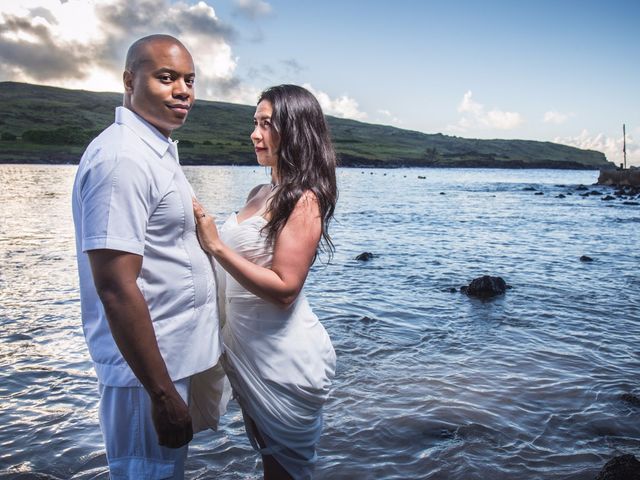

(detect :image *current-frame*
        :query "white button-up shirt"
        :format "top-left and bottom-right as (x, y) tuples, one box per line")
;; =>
(72, 106), (221, 387)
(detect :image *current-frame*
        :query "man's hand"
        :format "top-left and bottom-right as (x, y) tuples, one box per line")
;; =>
(151, 389), (194, 448)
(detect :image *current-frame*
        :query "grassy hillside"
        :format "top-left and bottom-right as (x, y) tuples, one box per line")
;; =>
(0, 82), (612, 169)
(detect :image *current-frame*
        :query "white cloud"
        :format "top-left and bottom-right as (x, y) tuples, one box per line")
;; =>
(458, 90), (483, 116)
(233, 0), (272, 19)
(485, 109), (523, 130)
(302, 83), (367, 121)
(375, 109), (402, 126)
(0, 0), (253, 103)
(543, 110), (572, 124)
(448, 90), (524, 132)
(554, 129), (640, 167)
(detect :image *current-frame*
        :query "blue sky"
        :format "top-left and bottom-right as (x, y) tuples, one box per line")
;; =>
(1, 0), (638, 165)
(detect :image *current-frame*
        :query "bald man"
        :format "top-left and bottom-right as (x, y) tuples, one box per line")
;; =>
(72, 35), (223, 479)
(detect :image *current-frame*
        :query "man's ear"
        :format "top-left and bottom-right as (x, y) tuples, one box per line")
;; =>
(123, 70), (134, 94)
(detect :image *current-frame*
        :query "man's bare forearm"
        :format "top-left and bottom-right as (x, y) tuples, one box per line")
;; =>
(98, 281), (175, 400)
(88, 249), (192, 448)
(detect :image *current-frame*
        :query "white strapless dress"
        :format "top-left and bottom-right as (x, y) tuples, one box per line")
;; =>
(217, 212), (336, 479)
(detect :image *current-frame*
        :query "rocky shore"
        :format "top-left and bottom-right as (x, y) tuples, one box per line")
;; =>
(597, 168), (640, 187)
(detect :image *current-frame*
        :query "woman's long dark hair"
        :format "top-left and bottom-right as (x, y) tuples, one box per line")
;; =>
(259, 84), (338, 260)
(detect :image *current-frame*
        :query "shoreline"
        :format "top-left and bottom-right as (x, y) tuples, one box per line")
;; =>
(0, 157), (605, 171)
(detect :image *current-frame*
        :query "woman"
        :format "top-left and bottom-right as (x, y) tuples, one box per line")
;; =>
(193, 84), (337, 479)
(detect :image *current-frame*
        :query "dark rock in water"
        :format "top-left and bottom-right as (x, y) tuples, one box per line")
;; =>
(580, 255), (594, 262)
(575, 184), (589, 191)
(623, 201), (640, 206)
(621, 393), (640, 407)
(602, 195), (616, 201)
(523, 186), (537, 191)
(556, 194), (566, 198)
(355, 252), (374, 261)
(595, 454), (640, 480)
(534, 191), (544, 195)
(440, 192), (446, 195)
(360, 316), (376, 324)
(448, 287), (457, 293)
(590, 190), (603, 196)
(461, 275), (508, 298)
(418, 175), (426, 179)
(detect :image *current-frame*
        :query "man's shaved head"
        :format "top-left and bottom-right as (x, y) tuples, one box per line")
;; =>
(125, 34), (190, 73)
(122, 34), (195, 137)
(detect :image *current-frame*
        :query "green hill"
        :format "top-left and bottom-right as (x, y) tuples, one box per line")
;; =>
(0, 81), (612, 169)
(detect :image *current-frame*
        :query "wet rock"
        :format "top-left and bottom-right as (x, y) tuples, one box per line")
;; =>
(360, 316), (376, 324)
(597, 169), (640, 188)
(621, 393), (640, 407)
(623, 201), (640, 206)
(595, 454), (640, 480)
(602, 195), (616, 201)
(575, 184), (589, 191)
(440, 192), (446, 195)
(556, 194), (566, 199)
(590, 190), (603, 196)
(448, 287), (457, 293)
(418, 175), (426, 179)
(534, 192), (544, 195)
(523, 186), (537, 191)
(580, 255), (594, 262)
(461, 275), (508, 298)
(355, 252), (374, 261)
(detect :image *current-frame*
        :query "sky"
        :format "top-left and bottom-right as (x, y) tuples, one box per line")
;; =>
(1, 0), (639, 166)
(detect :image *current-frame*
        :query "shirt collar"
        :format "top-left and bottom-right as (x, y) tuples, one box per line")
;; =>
(115, 106), (179, 162)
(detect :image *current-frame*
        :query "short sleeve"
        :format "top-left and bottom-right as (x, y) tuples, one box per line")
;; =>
(79, 152), (156, 255)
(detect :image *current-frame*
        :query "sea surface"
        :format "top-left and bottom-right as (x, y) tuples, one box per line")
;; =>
(0, 164), (639, 480)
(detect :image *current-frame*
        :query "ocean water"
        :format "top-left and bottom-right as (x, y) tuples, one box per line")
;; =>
(0, 164), (639, 480)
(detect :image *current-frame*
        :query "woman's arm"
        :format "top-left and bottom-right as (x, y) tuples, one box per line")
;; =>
(194, 191), (321, 308)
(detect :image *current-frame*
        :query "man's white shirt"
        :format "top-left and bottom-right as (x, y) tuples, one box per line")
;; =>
(72, 106), (221, 387)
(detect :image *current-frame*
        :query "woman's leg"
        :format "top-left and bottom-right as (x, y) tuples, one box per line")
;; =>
(247, 415), (293, 480)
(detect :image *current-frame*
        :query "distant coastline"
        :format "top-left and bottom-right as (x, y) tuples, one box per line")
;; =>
(0, 153), (604, 170)
(0, 81), (614, 170)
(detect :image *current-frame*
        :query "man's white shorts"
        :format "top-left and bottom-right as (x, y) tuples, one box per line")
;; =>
(98, 378), (190, 480)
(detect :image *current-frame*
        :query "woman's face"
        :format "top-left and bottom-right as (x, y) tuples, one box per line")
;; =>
(251, 100), (280, 168)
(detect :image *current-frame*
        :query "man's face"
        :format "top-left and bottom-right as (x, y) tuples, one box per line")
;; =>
(125, 41), (195, 137)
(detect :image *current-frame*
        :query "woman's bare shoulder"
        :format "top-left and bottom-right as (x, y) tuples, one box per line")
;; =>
(246, 183), (270, 202)
(291, 189), (320, 218)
